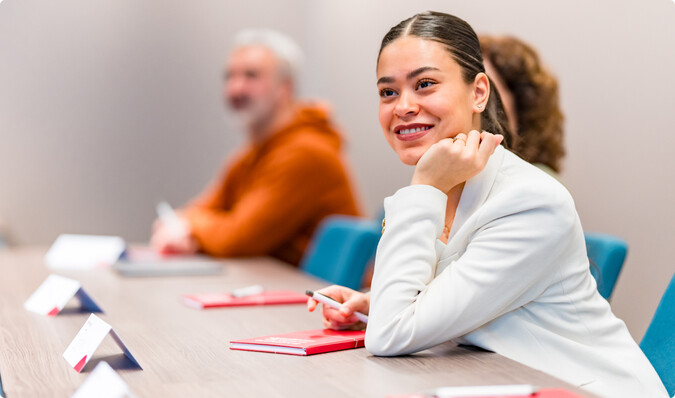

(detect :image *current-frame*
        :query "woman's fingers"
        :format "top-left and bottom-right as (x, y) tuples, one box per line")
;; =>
(308, 285), (369, 330)
(452, 133), (468, 144)
(307, 298), (318, 312)
(324, 306), (357, 323)
(341, 291), (370, 315)
(464, 130), (481, 150)
(477, 132), (503, 164)
(412, 129), (504, 192)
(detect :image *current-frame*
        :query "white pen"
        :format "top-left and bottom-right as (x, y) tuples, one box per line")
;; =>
(306, 290), (369, 324)
(231, 284), (264, 298)
(156, 201), (186, 237)
(429, 384), (537, 397)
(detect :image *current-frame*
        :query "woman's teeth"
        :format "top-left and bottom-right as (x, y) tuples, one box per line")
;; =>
(398, 126), (431, 135)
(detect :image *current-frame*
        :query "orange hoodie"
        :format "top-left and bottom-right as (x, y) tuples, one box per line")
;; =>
(182, 104), (361, 266)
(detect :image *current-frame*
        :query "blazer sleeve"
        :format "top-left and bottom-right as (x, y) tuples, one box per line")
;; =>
(366, 184), (578, 356)
(182, 140), (349, 258)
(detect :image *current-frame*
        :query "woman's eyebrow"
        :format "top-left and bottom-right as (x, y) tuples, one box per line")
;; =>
(377, 76), (395, 85)
(377, 66), (440, 85)
(407, 66), (440, 80)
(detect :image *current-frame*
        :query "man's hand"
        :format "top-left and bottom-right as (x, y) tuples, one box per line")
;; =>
(150, 217), (199, 255)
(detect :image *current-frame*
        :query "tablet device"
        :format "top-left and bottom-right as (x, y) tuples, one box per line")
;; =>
(113, 248), (223, 277)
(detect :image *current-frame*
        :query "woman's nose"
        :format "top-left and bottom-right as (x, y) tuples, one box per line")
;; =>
(393, 91), (419, 118)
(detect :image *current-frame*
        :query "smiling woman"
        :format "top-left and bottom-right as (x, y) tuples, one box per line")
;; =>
(377, 37), (489, 166)
(307, 10), (669, 398)
(376, 14), (516, 167)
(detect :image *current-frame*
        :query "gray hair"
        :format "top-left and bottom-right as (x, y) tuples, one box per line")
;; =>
(233, 29), (304, 85)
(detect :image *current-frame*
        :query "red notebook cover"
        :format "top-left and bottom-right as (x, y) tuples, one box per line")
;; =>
(535, 390), (586, 398)
(230, 328), (366, 356)
(387, 388), (586, 398)
(181, 290), (308, 309)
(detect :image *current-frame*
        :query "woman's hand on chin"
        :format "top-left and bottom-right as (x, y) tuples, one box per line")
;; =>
(411, 130), (503, 192)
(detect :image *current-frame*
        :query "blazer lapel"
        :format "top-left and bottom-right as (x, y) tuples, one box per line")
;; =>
(448, 145), (506, 242)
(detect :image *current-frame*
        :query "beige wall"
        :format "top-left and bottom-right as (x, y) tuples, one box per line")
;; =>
(1, 0), (673, 340)
(0, 0), (307, 244)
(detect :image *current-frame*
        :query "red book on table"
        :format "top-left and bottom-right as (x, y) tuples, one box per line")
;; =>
(230, 328), (366, 356)
(535, 390), (586, 398)
(387, 387), (586, 398)
(181, 290), (308, 309)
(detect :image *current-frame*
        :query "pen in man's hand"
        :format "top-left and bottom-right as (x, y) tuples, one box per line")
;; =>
(156, 201), (186, 238)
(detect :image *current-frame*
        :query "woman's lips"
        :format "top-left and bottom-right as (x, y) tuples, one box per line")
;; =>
(395, 125), (433, 141)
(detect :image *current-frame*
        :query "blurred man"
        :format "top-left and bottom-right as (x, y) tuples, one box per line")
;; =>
(150, 29), (360, 266)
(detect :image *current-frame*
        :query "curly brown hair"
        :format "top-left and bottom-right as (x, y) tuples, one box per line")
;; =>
(480, 35), (565, 173)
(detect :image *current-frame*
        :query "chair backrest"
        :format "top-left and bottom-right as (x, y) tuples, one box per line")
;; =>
(0, 217), (9, 250)
(640, 274), (675, 396)
(585, 232), (628, 300)
(300, 215), (381, 290)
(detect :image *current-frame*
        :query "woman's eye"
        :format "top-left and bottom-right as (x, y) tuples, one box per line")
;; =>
(379, 89), (397, 98)
(417, 79), (435, 89)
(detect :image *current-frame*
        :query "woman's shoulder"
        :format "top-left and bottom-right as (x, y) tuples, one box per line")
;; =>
(501, 150), (570, 196)
(488, 149), (577, 219)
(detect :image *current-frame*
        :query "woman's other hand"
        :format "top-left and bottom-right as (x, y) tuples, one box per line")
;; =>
(412, 130), (503, 192)
(307, 285), (370, 330)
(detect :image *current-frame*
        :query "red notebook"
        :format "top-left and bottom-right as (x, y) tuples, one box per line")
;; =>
(230, 328), (366, 356)
(181, 290), (308, 309)
(387, 388), (585, 398)
(535, 390), (586, 398)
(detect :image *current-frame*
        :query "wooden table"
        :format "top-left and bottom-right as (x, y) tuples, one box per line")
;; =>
(0, 247), (594, 398)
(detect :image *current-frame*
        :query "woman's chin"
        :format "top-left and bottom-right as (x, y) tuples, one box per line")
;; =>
(398, 152), (423, 166)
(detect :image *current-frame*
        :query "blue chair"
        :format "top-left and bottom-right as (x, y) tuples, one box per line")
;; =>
(300, 215), (382, 290)
(640, 274), (675, 396)
(585, 232), (628, 300)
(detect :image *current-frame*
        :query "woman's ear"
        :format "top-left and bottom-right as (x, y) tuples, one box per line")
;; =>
(473, 72), (489, 112)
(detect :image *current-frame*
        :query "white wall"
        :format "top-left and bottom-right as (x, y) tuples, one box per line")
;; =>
(1, 0), (673, 340)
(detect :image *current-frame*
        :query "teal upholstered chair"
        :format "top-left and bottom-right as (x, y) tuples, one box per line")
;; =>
(585, 232), (628, 300)
(300, 215), (381, 290)
(0, 219), (8, 250)
(640, 274), (675, 396)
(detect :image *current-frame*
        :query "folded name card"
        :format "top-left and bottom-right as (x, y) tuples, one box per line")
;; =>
(24, 274), (102, 316)
(45, 234), (126, 270)
(63, 314), (141, 373)
(71, 361), (134, 398)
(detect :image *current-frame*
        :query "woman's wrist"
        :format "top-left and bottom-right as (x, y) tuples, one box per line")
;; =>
(410, 175), (460, 192)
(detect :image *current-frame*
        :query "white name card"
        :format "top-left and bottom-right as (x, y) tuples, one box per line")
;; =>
(63, 314), (141, 373)
(24, 274), (103, 316)
(71, 361), (135, 398)
(45, 234), (126, 270)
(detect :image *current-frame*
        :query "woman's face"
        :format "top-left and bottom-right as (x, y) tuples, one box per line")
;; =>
(377, 37), (484, 165)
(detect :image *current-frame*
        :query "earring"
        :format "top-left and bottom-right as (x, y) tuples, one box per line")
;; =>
(477, 104), (483, 109)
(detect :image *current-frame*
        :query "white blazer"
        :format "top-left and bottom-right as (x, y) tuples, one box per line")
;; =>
(367, 146), (667, 398)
